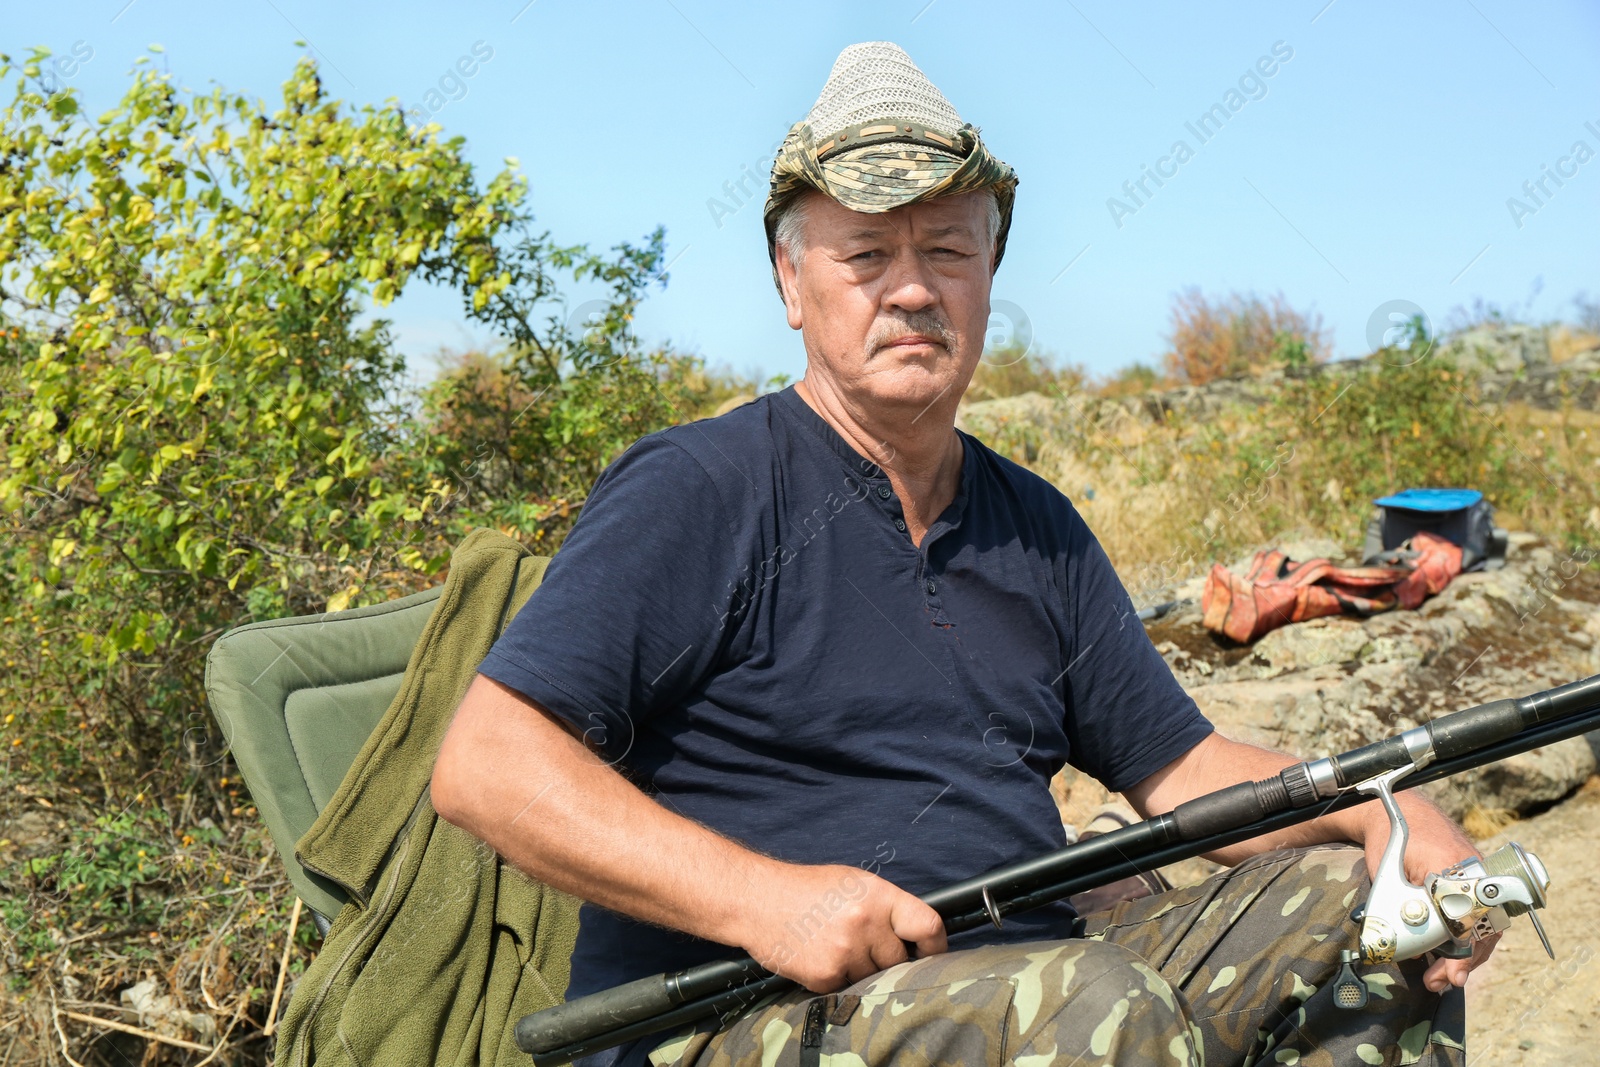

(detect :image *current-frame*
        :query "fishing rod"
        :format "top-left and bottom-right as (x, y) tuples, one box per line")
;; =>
(515, 671), (1600, 1065)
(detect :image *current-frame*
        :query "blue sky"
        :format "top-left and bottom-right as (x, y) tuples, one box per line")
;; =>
(11, 1), (1600, 385)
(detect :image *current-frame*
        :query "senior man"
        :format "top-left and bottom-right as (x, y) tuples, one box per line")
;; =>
(433, 42), (1488, 1066)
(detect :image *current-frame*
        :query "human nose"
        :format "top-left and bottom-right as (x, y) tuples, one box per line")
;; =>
(881, 245), (939, 315)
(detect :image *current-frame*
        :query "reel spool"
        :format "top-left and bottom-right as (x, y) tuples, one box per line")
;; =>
(1427, 841), (1553, 958)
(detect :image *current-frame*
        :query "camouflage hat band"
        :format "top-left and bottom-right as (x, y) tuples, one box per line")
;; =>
(762, 117), (1019, 293)
(814, 119), (962, 159)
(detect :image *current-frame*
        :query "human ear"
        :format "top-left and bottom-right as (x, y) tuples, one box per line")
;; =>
(775, 245), (804, 331)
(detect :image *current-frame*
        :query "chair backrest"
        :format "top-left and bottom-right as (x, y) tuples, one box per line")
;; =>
(203, 586), (442, 920)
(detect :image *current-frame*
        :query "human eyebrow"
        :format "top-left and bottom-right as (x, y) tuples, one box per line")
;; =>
(917, 223), (977, 240)
(836, 221), (976, 253)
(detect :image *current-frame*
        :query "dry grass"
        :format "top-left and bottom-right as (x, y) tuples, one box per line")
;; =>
(1463, 806), (1523, 841)
(961, 361), (1600, 600)
(1162, 287), (1331, 385)
(1549, 326), (1600, 364)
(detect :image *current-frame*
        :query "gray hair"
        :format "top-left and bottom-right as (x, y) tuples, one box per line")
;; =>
(774, 189), (1002, 279)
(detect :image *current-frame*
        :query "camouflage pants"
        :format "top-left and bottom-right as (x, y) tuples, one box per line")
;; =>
(644, 846), (1465, 1066)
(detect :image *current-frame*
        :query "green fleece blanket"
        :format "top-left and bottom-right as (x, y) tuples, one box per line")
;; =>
(277, 528), (579, 1067)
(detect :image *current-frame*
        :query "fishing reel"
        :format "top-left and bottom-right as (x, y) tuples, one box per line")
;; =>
(1331, 764), (1552, 1010)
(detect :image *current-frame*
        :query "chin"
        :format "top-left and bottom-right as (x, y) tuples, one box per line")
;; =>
(861, 353), (964, 411)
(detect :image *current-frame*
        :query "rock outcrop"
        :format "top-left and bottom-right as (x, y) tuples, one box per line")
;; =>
(1054, 533), (1600, 827)
(1090, 323), (1600, 422)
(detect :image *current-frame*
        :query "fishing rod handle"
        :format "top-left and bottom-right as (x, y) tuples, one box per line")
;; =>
(514, 973), (675, 1056)
(527, 973), (794, 1066)
(514, 957), (771, 1056)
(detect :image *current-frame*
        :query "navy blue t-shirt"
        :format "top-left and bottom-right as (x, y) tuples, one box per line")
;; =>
(477, 385), (1212, 1061)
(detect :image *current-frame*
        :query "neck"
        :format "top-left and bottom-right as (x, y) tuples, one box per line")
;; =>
(794, 374), (964, 544)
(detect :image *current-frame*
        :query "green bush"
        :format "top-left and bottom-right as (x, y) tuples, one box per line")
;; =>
(0, 45), (734, 1049)
(1266, 357), (1515, 535)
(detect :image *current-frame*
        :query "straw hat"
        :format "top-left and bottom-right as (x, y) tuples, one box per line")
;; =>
(763, 41), (1018, 292)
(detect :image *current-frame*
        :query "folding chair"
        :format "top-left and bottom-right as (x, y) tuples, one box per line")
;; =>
(202, 585), (443, 934)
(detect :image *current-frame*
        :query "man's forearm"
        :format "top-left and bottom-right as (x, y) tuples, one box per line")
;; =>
(432, 674), (774, 949)
(432, 674), (948, 992)
(1124, 733), (1453, 867)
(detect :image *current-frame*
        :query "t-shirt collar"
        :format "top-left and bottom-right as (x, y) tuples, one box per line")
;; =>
(771, 384), (974, 528)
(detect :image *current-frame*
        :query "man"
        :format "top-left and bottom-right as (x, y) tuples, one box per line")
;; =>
(433, 42), (1490, 1066)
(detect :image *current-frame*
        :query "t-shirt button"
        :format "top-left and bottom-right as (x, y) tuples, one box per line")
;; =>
(894, 518), (906, 531)
(876, 485), (892, 499)
(925, 579), (937, 595)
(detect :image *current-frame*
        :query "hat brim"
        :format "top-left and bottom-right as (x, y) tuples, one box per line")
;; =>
(819, 145), (966, 213)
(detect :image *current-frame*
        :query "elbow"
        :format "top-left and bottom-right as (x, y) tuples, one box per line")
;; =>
(430, 746), (467, 829)
(430, 763), (463, 829)
(430, 674), (574, 843)
(430, 705), (479, 831)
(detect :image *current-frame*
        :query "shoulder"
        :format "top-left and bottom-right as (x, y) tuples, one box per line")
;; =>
(642, 392), (777, 480)
(649, 393), (775, 468)
(964, 431), (1068, 505)
(962, 430), (1087, 548)
(597, 394), (781, 523)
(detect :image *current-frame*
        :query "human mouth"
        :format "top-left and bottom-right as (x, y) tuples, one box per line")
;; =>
(884, 334), (941, 349)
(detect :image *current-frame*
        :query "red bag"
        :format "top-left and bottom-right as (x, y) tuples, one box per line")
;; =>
(1201, 532), (1462, 643)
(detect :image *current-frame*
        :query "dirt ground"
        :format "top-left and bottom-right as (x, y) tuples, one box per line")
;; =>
(1465, 778), (1600, 1065)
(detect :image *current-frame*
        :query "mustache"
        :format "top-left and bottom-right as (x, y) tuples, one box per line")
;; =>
(868, 312), (955, 352)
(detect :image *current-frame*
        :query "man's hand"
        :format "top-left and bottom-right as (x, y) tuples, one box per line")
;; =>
(1128, 733), (1501, 994)
(738, 863), (947, 993)
(1358, 793), (1501, 994)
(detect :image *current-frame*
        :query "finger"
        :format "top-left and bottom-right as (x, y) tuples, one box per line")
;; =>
(890, 896), (947, 956)
(1424, 957), (1472, 992)
(1422, 957), (1451, 993)
(801, 956), (849, 995)
(889, 896), (945, 940)
(844, 944), (883, 986)
(1363, 840), (1383, 882)
(763, 943), (796, 979)
(867, 931), (910, 973)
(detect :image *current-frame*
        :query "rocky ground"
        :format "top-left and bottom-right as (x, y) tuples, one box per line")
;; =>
(1466, 779), (1600, 1065)
(1052, 530), (1600, 1063)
